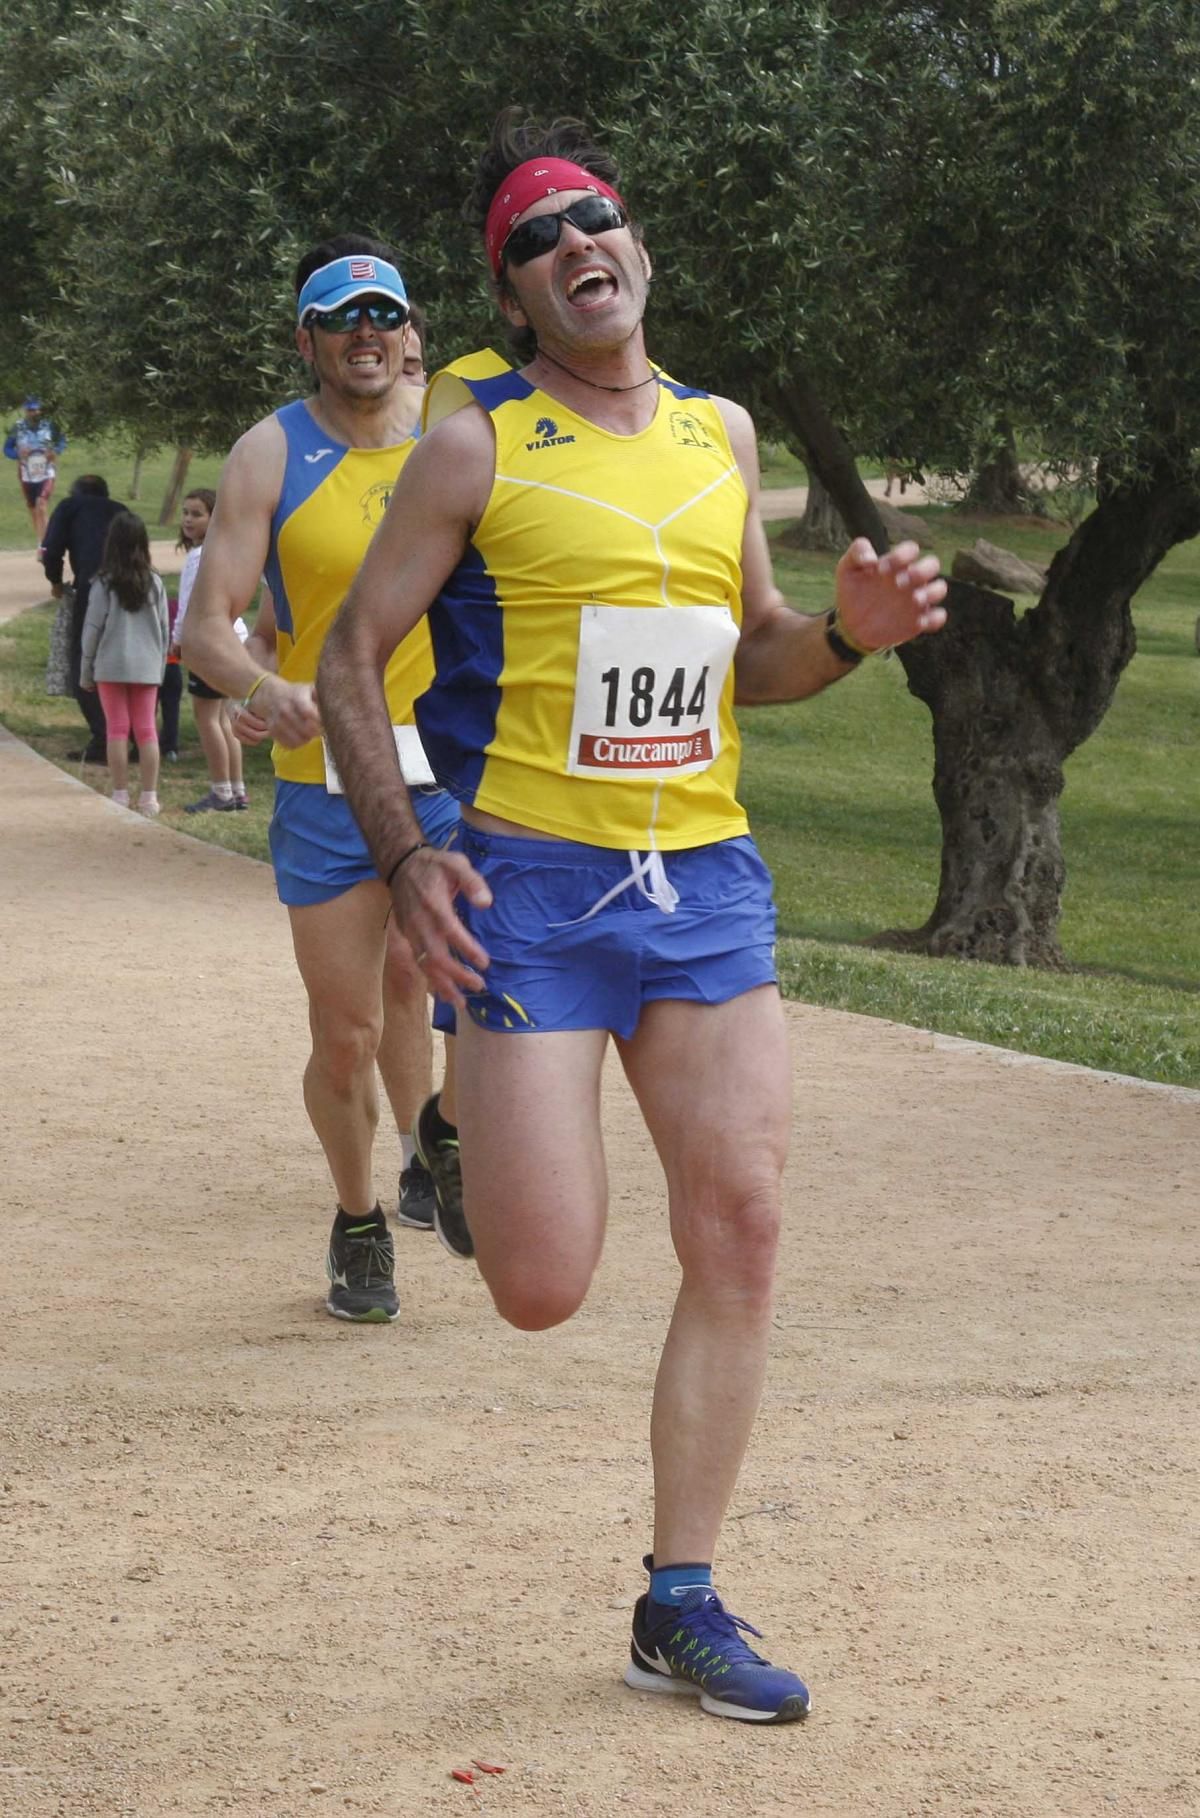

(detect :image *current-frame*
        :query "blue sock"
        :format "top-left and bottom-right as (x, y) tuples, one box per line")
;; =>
(647, 1561), (713, 1626)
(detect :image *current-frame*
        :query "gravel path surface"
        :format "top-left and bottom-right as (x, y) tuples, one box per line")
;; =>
(1, 562), (1197, 1817)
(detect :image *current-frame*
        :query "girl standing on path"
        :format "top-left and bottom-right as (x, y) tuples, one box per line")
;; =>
(79, 512), (170, 816)
(172, 489), (249, 813)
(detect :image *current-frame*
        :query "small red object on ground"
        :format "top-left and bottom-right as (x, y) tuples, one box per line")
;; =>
(450, 1767), (476, 1784)
(471, 1760), (507, 1774)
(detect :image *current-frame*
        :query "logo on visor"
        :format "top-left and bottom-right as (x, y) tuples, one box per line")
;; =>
(526, 415), (576, 453)
(348, 258), (377, 280)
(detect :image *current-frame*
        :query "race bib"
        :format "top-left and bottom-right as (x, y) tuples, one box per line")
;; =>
(323, 723), (435, 794)
(23, 450), (48, 482)
(566, 604), (739, 780)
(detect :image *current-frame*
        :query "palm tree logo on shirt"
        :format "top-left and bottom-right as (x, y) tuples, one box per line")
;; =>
(669, 411), (715, 450)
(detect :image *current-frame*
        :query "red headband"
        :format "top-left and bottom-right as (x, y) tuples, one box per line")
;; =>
(484, 157), (625, 278)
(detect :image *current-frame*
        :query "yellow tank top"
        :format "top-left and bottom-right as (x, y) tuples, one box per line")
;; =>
(417, 357), (750, 849)
(263, 400), (433, 784)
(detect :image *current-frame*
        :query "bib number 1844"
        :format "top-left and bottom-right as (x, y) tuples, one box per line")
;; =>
(567, 603), (738, 779)
(599, 664), (709, 730)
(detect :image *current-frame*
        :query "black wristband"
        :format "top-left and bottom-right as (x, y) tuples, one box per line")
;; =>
(383, 842), (429, 890)
(824, 607), (864, 666)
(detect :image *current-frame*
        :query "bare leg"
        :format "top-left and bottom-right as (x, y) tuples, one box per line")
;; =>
(193, 695), (231, 785)
(106, 737), (130, 794)
(220, 702), (244, 788)
(138, 738), (160, 796)
(377, 919), (433, 1136)
(288, 880), (391, 1214)
(437, 1034), (457, 1124)
(617, 987), (791, 1567)
(456, 1019), (610, 1328)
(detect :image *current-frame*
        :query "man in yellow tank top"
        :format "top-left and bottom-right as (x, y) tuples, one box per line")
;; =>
(319, 116), (947, 1721)
(182, 237), (469, 1326)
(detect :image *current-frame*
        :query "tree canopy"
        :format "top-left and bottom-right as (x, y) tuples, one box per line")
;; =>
(3, 0), (1198, 962)
(20, 0), (1200, 481)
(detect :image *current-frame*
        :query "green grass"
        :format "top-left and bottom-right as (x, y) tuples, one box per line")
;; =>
(0, 427), (226, 550)
(745, 506), (1200, 1087)
(776, 943), (1198, 1086)
(2, 502), (1197, 1088)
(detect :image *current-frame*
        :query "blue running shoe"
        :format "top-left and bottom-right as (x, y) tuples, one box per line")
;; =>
(624, 1586), (811, 1724)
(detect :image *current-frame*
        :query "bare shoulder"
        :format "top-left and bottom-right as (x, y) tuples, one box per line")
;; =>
(420, 400), (496, 467)
(710, 394), (759, 466)
(218, 414), (287, 511)
(227, 412), (286, 462)
(403, 402), (496, 526)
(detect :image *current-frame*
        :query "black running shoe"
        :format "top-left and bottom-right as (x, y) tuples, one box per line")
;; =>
(395, 1158), (435, 1231)
(325, 1213), (399, 1322)
(414, 1096), (473, 1259)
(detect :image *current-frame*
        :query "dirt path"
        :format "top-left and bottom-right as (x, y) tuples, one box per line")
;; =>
(1, 611), (1198, 1817)
(758, 477), (933, 523)
(0, 543), (181, 628)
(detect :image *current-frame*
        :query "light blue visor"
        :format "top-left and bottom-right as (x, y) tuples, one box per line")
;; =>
(297, 255), (408, 324)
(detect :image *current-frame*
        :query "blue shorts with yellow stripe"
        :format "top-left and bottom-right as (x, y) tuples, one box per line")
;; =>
(458, 827), (777, 1040)
(270, 780), (461, 908)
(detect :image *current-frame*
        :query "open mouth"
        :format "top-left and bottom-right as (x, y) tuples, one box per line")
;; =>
(347, 350), (383, 371)
(565, 268), (618, 309)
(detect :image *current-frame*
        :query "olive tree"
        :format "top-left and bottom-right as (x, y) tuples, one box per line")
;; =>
(33, 0), (1200, 964)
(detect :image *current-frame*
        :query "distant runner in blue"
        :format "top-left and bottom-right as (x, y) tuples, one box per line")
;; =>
(4, 397), (67, 547)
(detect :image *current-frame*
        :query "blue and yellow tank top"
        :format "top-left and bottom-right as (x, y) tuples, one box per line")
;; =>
(263, 399), (433, 784)
(417, 357), (750, 850)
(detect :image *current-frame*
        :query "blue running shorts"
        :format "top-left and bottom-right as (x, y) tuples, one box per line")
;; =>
(270, 780), (461, 908)
(458, 827), (778, 1038)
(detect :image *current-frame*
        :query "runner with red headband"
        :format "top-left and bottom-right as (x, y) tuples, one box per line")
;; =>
(319, 108), (947, 1724)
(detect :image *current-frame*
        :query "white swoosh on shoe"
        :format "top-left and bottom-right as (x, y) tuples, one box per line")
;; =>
(633, 1639), (674, 1676)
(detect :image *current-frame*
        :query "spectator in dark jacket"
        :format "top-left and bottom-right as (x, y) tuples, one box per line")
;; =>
(41, 475), (126, 761)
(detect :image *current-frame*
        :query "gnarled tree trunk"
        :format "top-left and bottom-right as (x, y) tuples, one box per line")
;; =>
(886, 465), (1200, 963)
(770, 376), (1200, 965)
(965, 421), (1031, 515)
(873, 581), (1070, 964)
(781, 465), (846, 551)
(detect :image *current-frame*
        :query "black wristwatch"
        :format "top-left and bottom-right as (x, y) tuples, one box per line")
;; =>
(824, 608), (864, 666)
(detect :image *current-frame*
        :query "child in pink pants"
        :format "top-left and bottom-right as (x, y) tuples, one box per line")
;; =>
(79, 512), (171, 815)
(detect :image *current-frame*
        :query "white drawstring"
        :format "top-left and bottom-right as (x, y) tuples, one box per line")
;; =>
(548, 848), (679, 927)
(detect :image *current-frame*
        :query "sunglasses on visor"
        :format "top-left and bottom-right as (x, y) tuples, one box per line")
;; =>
(304, 296), (410, 334)
(501, 194), (628, 268)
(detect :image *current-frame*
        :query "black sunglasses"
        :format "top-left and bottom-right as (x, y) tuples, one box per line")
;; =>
(501, 195), (628, 269)
(304, 296), (410, 335)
